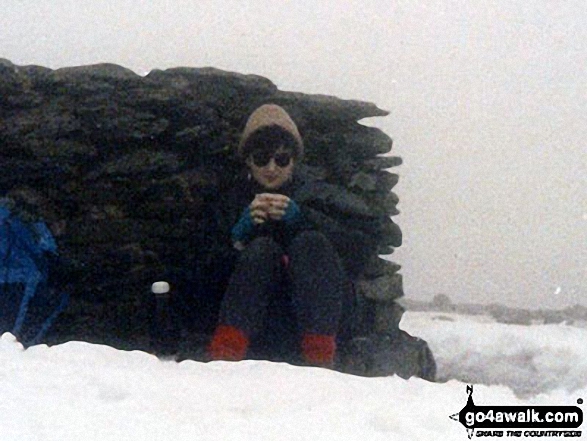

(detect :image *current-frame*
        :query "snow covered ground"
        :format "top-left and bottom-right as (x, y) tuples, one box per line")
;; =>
(1, 311), (585, 441)
(401, 311), (587, 398)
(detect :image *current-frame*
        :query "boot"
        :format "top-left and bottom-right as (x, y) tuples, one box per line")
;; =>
(301, 333), (336, 368)
(208, 325), (249, 361)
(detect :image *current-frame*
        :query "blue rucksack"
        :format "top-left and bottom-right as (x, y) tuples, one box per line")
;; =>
(0, 201), (69, 346)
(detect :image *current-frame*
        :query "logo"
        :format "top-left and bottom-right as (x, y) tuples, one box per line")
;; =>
(450, 385), (583, 439)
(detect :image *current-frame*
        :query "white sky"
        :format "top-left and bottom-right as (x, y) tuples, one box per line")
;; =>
(1, 0), (585, 308)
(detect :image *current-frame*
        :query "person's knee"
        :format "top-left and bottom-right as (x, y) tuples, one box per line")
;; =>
(238, 237), (283, 267)
(290, 231), (333, 255)
(243, 236), (282, 256)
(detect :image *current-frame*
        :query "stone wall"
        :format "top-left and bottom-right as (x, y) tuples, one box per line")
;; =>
(0, 59), (404, 352)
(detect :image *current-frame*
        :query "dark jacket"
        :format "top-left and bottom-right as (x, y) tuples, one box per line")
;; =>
(219, 103), (379, 278)
(222, 165), (378, 278)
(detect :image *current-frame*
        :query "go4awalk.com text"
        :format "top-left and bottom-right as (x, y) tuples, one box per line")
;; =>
(450, 385), (583, 439)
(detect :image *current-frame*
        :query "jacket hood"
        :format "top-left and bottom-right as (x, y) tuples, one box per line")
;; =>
(238, 104), (304, 158)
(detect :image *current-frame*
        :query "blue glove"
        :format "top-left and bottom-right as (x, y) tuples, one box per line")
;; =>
(231, 207), (255, 244)
(281, 200), (302, 225)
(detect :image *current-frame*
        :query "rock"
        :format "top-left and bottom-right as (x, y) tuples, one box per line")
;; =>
(174, 123), (238, 158)
(16, 64), (53, 79)
(341, 327), (436, 380)
(0, 107), (81, 140)
(76, 106), (170, 142)
(375, 171), (399, 193)
(363, 156), (403, 170)
(350, 171), (401, 198)
(356, 272), (404, 302)
(0, 58), (15, 68)
(0, 59), (21, 92)
(362, 256), (402, 279)
(87, 150), (181, 179)
(0, 59), (421, 371)
(26, 139), (97, 161)
(369, 330), (436, 380)
(52, 63), (140, 82)
(378, 217), (402, 247)
(383, 191), (400, 215)
(384, 204), (400, 217)
(271, 91), (389, 123)
(296, 164), (329, 181)
(67, 219), (146, 245)
(377, 244), (395, 255)
(349, 172), (377, 191)
(314, 126), (393, 158)
(360, 191), (399, 218)
(0, 159), (76, 190)
(0, 61), (45, 109)
(147, 66), (278, 94)
(295, 182), (376, 218)
(374, 299), (405, 332)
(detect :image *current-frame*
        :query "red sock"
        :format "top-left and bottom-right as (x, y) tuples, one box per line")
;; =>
(301, 334), (336, 366)
(208, 325), (249, 361)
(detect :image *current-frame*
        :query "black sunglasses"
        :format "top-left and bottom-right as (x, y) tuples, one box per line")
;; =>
(251, 151), (293, 168)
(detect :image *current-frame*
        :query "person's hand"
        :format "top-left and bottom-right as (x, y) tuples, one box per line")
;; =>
(264, 194), (290, 221)
(250, 193), (290, 223)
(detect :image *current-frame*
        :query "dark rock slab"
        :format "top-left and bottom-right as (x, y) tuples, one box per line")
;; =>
(356, 271), (404, 302)
(341, 327), (436, 381)
(0, 60), (423, 374)
(271, 90), (389, 123)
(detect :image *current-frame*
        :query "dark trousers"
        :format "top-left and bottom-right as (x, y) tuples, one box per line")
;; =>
(218, 231), (351, 356)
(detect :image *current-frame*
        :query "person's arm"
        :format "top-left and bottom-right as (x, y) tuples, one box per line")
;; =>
(231, 194), (303, 249)
(231, 194), (275, 249)
(281, 199), (302, 225)
(231, 207), (255, 249)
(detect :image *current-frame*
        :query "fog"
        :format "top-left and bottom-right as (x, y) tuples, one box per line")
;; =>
(2, 0), (585, 308)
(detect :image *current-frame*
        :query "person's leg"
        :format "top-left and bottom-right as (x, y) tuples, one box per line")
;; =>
(287, 231), (349, 366)
(208, 237), (283, 360)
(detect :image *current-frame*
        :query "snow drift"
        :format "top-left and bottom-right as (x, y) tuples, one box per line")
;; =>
(401, 312), (587, 397)
(0, 311), (585, 441)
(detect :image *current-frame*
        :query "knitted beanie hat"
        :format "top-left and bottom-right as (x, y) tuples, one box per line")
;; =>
(238, 104), (304, 158)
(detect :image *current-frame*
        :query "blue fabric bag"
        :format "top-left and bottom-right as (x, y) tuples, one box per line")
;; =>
(0, 202), (69, 346)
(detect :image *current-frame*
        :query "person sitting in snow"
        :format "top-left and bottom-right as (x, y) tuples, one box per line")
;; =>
(207, 104), (361, 368)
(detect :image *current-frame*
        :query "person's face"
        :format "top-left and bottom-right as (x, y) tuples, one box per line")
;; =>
(246, 146), (295, 190)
